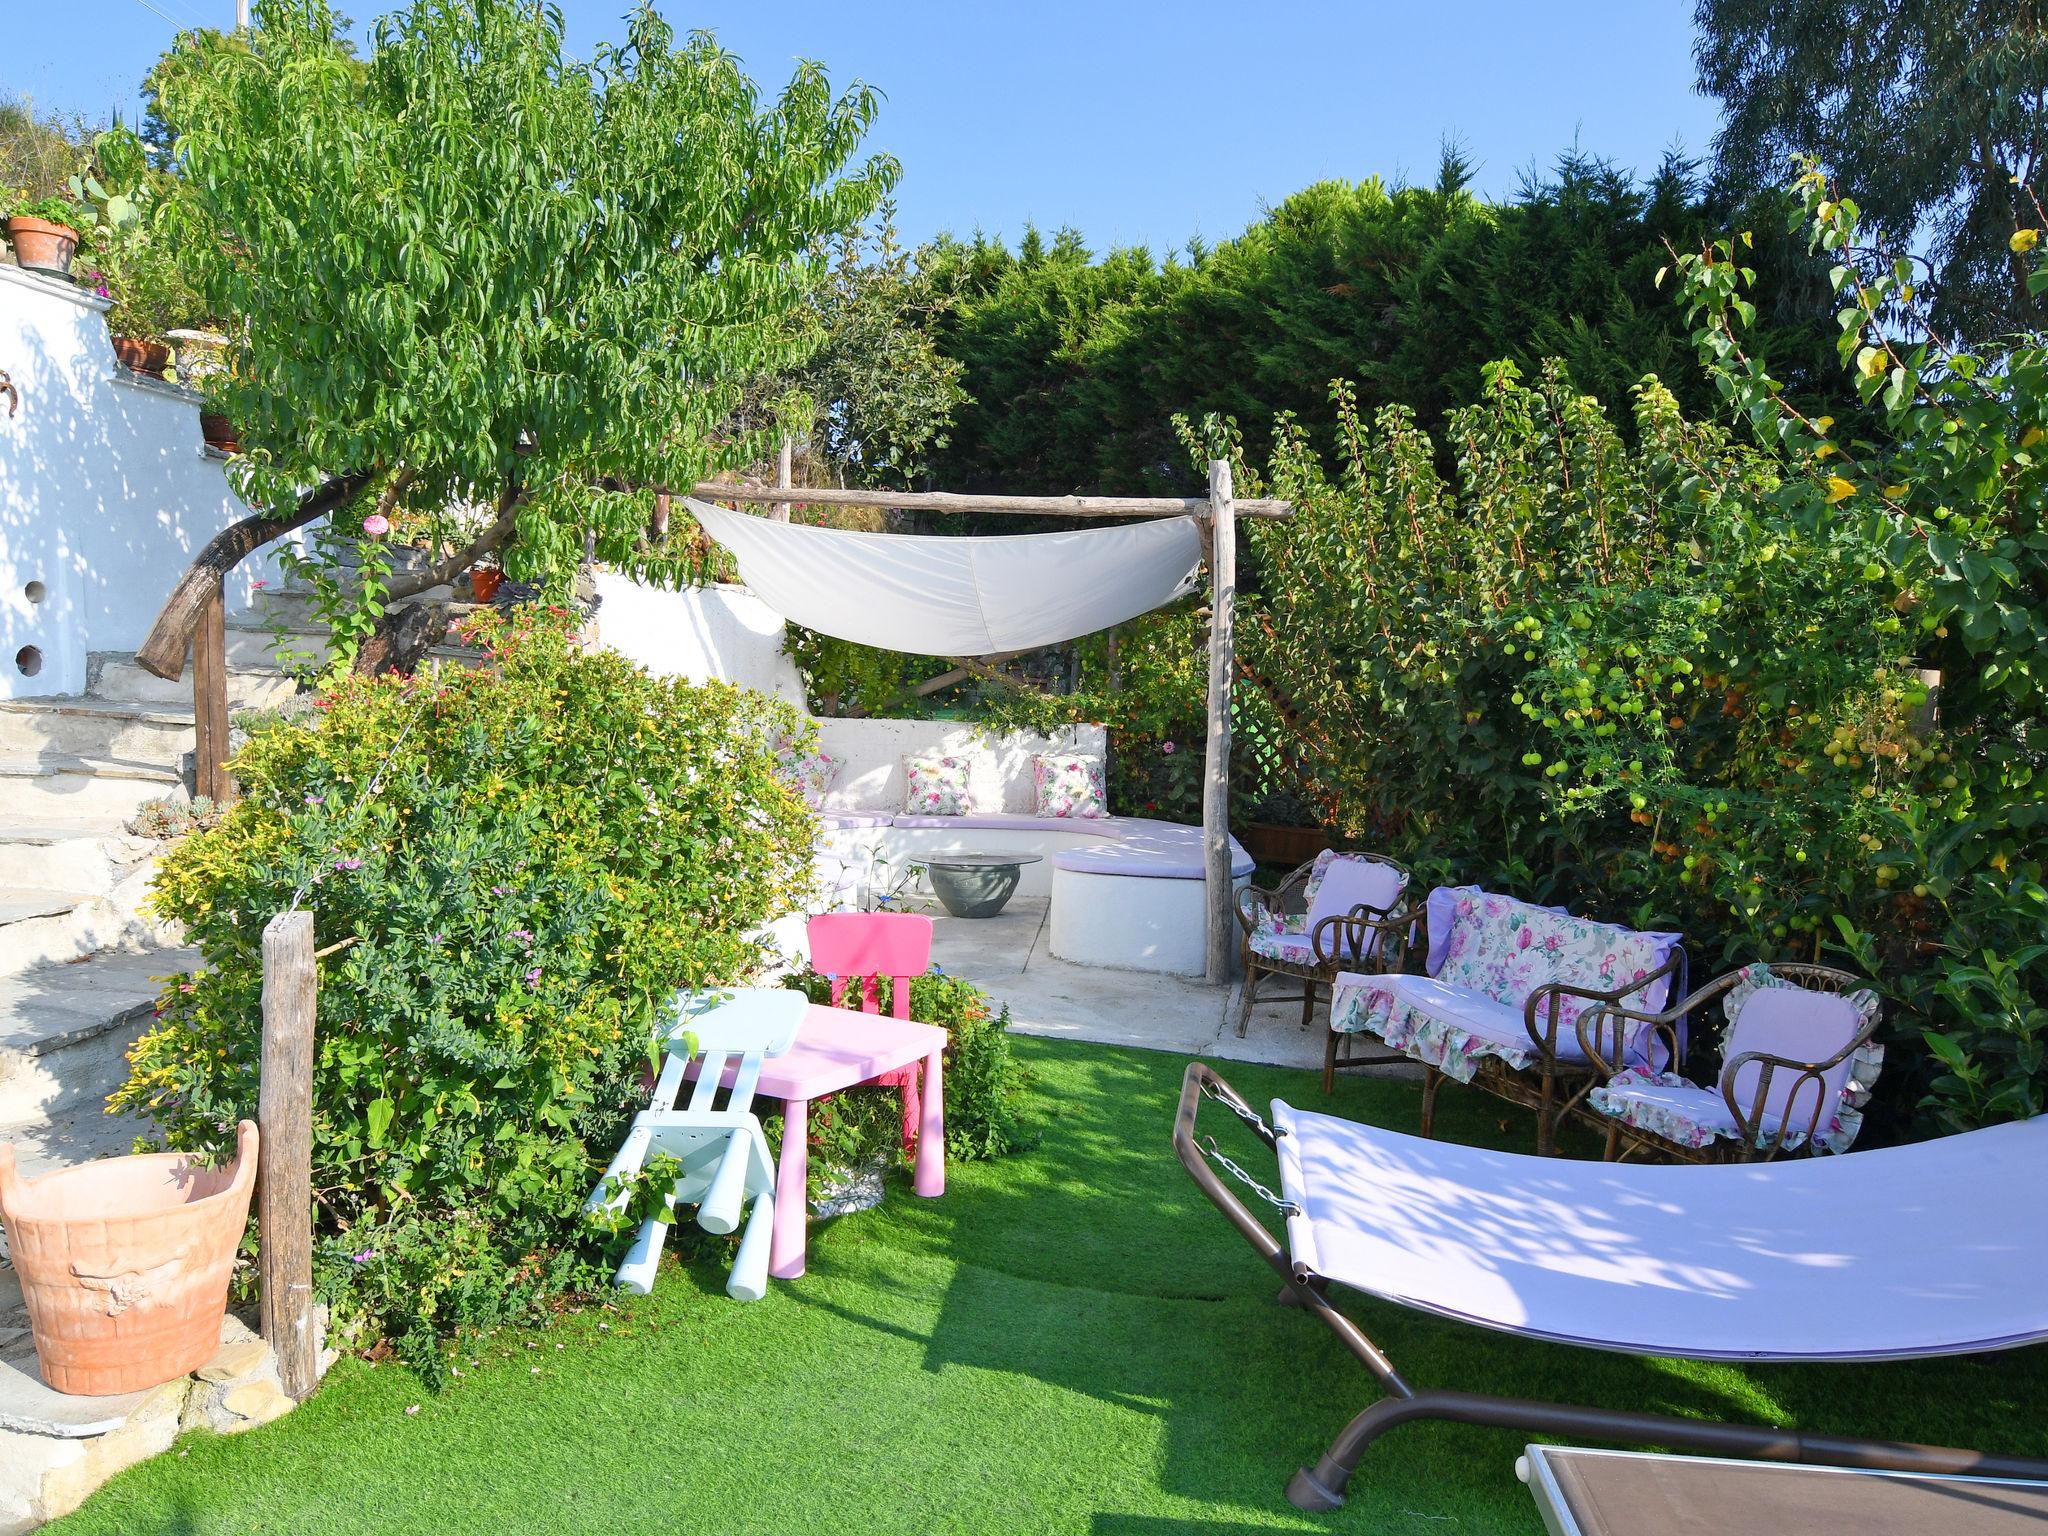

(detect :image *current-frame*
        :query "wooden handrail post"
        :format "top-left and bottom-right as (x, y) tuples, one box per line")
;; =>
(259, 909), (319, 1401)
(1203, 459), (1237, 986)
(192, 574), (235, 807)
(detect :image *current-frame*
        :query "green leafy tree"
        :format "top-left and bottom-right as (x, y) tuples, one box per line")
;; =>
(922, 152), (1839, 495)
(144, 0), (894, 668)
(747, 207), (967, 492)
(1695, 0), (2048, 335)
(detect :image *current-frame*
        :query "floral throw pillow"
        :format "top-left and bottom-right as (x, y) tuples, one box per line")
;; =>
(1033, 754), (1108, 819)
(902, 754), (976, 816)
(772, 738), (840, 809)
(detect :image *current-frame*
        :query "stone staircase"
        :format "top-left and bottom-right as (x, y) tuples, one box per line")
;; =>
(0, 590), (480, 1181)
(0, 606), (312, 1180)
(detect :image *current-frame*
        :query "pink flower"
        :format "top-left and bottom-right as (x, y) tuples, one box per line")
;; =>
(524, 967), (543, 988)
(1161, 741), (1177, 754)
(362, 513), (391, 538)
(334, 856), (362, 871)
(252, 579), (269, 590)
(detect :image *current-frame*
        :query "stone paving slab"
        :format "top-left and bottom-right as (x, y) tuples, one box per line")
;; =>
(924, 897), (1411, 1080)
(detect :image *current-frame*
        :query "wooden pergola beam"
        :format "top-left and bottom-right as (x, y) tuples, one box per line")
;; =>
(688, 481), (1293, 521)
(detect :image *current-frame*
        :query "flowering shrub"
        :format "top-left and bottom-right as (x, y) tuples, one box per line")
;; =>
(114, 608), (817, 1362)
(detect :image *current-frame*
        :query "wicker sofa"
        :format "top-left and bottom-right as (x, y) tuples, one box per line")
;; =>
(1329, 884), (1686, 1153)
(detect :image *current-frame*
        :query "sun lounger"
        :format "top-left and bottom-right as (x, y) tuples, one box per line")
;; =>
(1173, 1061), (2048, 1510)
(1519, 1446), (2048, 1536)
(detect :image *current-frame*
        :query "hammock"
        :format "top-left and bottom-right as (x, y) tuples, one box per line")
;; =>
(1173, 1062), (2048, 1512)
(687, 499), (1202, 656)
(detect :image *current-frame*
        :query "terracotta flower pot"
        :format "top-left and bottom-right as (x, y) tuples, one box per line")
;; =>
(111, 335), (173, 379)
(200, 412), (241, 453)
(469, 566), (505, 603)
(5, 216), (80, 277)
(0, 1120), (258, 1396)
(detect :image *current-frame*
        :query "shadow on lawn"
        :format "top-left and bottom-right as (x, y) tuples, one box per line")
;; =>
(816, 1038), (2048, 1518)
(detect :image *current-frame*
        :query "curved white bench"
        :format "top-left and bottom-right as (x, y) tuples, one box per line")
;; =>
(815, 812), (1252, 977)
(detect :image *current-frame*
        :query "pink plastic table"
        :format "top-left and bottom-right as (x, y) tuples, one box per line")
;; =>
(701, 1003), (946, 1280)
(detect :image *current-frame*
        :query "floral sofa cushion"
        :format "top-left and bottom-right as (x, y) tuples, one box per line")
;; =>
(1032, 753), (1108, 819)
(1589, 964), (1883, 1154)
(901, 753), (978, 816)
(1331, 886), (1683, 1083)
(1426, 886), (1681, 1046)
(1331, 973), (1553, 1082)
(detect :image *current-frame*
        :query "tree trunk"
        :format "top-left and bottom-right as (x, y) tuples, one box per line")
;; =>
(135, 473), (372, 681)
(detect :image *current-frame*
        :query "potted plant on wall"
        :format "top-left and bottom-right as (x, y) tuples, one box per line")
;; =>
(2, 189), (90, 278)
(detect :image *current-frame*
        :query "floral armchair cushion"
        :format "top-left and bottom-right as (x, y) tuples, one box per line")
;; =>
(773, 739), (840, 809)
(1588, 964), (1883, 1154)
(901, 753), (978, 816)
(1032, 753), (1108, 819)
(1249, 851), (1408, 967)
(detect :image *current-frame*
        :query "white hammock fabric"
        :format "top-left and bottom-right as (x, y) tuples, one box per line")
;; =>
(688, 499), (1203, 656)
(1272, 1099), (2048, 1362)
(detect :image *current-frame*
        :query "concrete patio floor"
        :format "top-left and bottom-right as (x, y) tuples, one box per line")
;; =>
(924, 896), (1415, 1079)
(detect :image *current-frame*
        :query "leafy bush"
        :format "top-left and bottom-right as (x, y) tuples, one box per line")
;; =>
(115, 608), (817, 1361)
(781, 967), (1031, 1179)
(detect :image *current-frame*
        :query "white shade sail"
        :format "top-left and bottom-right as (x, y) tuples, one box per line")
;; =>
(688, 499), (1203, 656)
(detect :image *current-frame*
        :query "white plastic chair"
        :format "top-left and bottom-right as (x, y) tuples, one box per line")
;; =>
(585, 988), (806, 1302)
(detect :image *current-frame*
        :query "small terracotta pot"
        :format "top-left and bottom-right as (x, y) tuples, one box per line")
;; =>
(112, 335), (173, 379)
(5, 216), (80, 277)
(200, 412), (241, 453)
(0, 1120), (258, 1396)
(469, 567), (505, 603)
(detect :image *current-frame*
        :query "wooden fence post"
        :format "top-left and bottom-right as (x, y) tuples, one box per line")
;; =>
(192, 575), (235, 806)
(259, 908), (319, 1401)
(1203, 460), (1237, 986)
(773, 436), (793, 523)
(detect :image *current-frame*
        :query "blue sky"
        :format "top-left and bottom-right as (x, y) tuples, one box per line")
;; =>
(4, 2), (1723, 255)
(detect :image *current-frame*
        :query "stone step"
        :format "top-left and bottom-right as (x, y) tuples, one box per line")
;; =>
(87, 657), (296, 711)
(0, 821), (151, 896)
(0, 882), (168, 981)
(0, 758), (188, 823)
(0, 697), (194, 769)
(0, 949), (196, 1129)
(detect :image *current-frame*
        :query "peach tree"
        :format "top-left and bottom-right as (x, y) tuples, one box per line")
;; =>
(146, 0), (895, 664)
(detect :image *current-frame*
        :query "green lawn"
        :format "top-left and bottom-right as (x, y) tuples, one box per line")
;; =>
(53, 1037), (2048, 1536)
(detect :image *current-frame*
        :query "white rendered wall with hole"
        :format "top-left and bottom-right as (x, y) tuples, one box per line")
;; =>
(0, 263), (303, 699)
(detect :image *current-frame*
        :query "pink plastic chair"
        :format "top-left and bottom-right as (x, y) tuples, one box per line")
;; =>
(805, 912), (936, 1154)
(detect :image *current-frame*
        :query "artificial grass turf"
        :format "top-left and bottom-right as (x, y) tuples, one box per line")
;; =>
(50, 1035), (2048, 1536)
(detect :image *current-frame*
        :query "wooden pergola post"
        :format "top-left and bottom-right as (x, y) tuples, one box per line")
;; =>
(1202, 461), (1237, 985)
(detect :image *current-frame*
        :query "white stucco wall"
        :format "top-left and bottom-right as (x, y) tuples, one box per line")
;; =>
(590, 572), (806, 706)
(0, 264), (299, 699)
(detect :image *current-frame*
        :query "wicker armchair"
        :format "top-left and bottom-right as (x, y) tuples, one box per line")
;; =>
(1576, 962), (1884, 1163)
(1233, 851), (1411, 1039)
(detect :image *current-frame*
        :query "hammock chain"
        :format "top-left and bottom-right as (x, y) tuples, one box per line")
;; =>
(1198, 1136), (1299, 1217)
(1201, 1079), (1282, 1143)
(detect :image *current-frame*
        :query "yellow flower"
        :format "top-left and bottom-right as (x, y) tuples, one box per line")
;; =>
(1825, 476), (1857, 504)
(2012, 228), (2041, 253)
